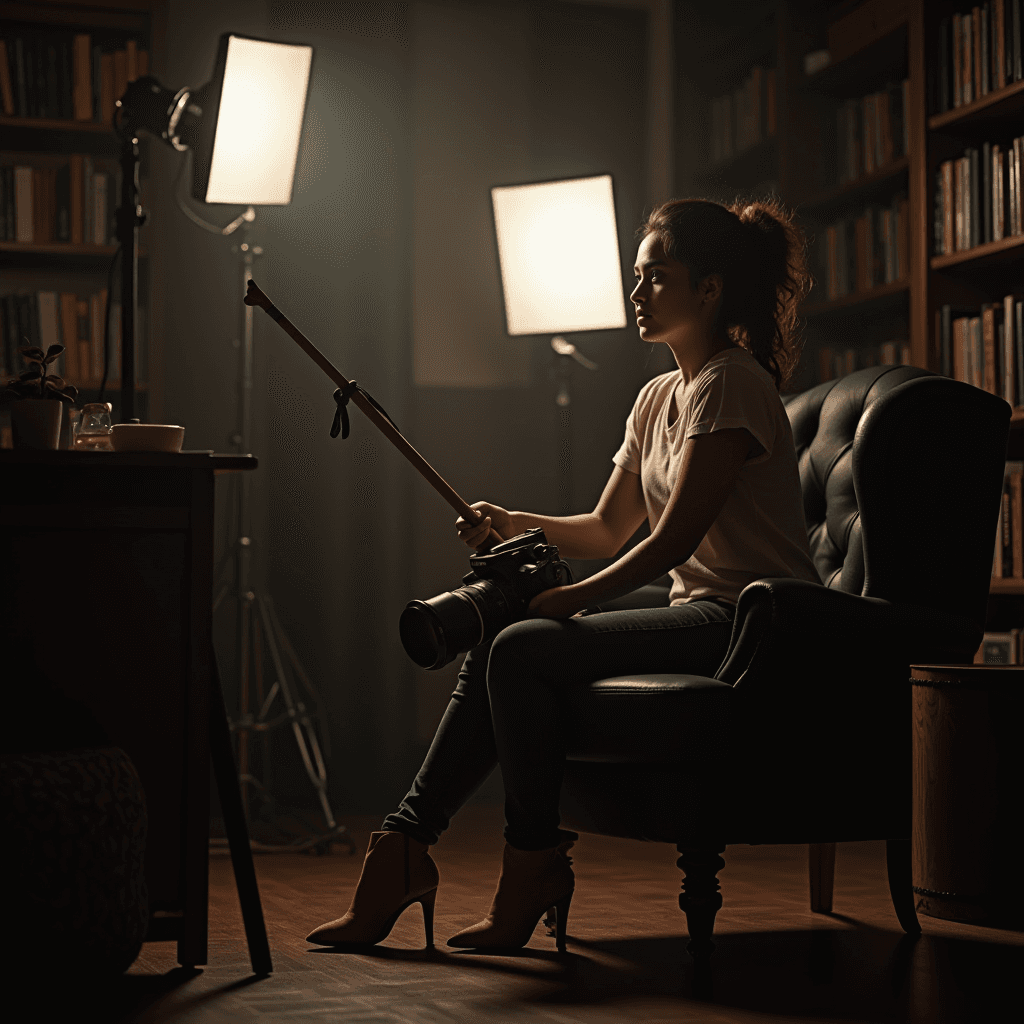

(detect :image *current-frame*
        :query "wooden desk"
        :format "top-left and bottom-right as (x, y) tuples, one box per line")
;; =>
(0, 449), (269, 971)
(911, 664), (1024, 926)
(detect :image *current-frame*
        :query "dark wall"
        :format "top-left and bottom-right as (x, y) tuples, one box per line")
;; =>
(151, 0), (658, 816)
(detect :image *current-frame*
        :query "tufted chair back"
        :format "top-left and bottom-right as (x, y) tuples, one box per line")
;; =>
(782, 364), (1008, 631)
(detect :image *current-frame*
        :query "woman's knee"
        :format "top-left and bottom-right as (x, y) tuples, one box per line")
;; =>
(487, 617), (567, 694)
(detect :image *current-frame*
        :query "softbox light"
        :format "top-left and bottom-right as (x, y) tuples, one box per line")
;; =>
(491, 174), (627, 336)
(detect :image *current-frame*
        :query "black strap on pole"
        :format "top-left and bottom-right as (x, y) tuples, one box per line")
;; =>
(330, 381), (401, 441)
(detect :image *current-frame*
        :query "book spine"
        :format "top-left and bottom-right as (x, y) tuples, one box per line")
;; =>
(966, 11), (974, 103)
(93, 171), (107, 246)
(982, 4), (991, 95)
(984, 303), (997, 394)
(942, 304), (952, 378)
(983, 140), (993, 242)
(1018, 301), (1024, 406)
(72, 34), (91, 121)
(939, 17), (951, 113)
(0, 37), (14, 116)
(1016, 0), (1023, 80)
(954, 316), (966, 382)
(76, 299), (90, 384)
(955, 14), (964, 106)
(1011, 135), (1019, 231)
(955, 156), (965, 250)
(997, 0), (1007, 88)
(60, 292), (79, 384)
(971, 315), (983, 388)
(1002, 313), (1015, 405)
(14, 165), (32, 243)
(55, 162), (70, 242)
(1013, 468), (1023, 577)
(942, 159), (954, 253)
(970, 147), (981, 247)
(975, 6), (983, 100)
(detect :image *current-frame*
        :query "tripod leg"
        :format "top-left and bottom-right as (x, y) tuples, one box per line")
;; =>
(210, 646), (273, 976)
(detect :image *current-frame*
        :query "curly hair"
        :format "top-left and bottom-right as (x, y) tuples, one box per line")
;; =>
(637, 196), (811, 391)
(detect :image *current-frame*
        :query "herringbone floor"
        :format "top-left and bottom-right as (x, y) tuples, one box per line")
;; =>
(27, 802), (1024, 1023)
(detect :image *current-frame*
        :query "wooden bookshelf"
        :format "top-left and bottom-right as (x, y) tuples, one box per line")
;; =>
(679, 0), (1023, 614)
(803, 279), (910, 318)
(930, 234), (1024, 271)
(0, 0), (163, 426)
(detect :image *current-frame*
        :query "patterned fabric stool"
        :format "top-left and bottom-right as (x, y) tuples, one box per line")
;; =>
(1, 745), (149, 978)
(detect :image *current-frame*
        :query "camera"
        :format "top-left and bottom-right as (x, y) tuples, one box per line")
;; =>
(399, 528), (574, 670)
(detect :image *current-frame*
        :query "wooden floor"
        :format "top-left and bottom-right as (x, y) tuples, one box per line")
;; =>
(41, 802), (1024, 1023)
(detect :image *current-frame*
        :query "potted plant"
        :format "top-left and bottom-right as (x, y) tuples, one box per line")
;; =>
(5, 342), (79, 449)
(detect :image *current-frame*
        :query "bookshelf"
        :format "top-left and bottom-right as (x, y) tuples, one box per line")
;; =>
(0, 0), (165, 445)
(676, 0), (1024, 642)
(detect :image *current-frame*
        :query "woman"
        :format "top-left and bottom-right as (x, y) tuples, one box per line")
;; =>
(306, 196), (819, 952)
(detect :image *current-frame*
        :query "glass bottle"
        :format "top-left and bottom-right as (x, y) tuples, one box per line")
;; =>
(73, 402), (114, 451)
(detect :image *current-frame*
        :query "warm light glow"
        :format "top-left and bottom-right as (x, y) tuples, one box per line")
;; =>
(491, 175), (627, 336)
(205, 35), (312, 204)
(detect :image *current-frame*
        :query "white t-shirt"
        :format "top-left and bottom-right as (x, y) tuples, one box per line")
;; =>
(612, 346), (820, 606)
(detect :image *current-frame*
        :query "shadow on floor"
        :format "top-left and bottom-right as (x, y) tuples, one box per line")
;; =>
(21, 922), (1024, 1023)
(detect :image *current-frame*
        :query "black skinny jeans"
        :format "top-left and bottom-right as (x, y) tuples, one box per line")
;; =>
(382, 586), (735, 851)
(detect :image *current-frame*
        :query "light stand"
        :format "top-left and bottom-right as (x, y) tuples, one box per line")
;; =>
(550, 336), (599, 516)
(209, 208), (352, 854)
(113, 35), (345, 854)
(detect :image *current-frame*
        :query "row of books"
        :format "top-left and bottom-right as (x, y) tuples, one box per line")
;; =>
(0, 159), (118, 246)
(834, 81), (910, 186)
(812, 197), (909, 302)
(708, 66), (776, 167)
(937, 297), (1024, 405)
(0, 290), (145, 388)
(0, 32), (150, 123)
(993, 461), (1024, 582)
(933, 138), (1024, 255)
(933, 2), (1024, 114)
(817, 341), (911, 384)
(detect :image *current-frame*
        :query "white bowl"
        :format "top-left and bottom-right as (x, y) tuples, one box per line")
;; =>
(110, 423), (186, 453)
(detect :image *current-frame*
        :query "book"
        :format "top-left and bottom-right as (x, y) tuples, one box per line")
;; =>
(983, 303), (998, 395)
(970, 147), (981, 247)
(73, 34), (91, 121)
(983, 140), (993, 243)
(1018, 301), (1024, 406)
(76, 299), (90, 382)
(60, 292), (79, 383)
(971, 315), (983, 388)
(0, 38), (13, 116)
(1012, 464), (1023, 579)
(14, 166), (32, 243)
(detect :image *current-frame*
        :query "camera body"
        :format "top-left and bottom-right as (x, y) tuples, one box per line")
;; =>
(399, 528), (573, 670)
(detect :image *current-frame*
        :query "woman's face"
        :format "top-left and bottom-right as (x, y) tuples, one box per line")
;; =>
(629, 233), (715, 348)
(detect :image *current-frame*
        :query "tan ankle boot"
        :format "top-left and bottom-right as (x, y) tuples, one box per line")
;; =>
(305, 830), (439, 947)
(446, 841), (575, 952)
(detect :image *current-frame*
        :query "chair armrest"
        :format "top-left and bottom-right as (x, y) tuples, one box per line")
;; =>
(715, 577), (982, 688)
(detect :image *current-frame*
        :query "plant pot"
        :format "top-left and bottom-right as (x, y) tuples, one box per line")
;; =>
(11, 399), (63, 450)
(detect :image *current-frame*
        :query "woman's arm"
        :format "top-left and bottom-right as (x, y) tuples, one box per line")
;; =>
(511, 465), (648, 560)
(530, 427), (753, 616)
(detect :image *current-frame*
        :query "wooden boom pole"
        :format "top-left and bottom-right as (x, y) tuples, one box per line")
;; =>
(244, 279), (504, 547)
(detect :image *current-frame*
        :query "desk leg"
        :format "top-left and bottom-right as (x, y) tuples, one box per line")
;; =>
(210, 649), (274, 975)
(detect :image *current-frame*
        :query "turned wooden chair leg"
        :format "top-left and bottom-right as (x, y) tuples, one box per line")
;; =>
(677, 845), (726, 960)
(886, 838), (921, 935)
(809, 842), (836, 913)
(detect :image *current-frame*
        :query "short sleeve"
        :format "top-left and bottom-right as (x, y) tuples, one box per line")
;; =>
(683, 362), (775, 464)
(612, 379), (653, 473)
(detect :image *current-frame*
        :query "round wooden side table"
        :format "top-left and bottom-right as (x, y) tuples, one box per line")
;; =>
(911, 664), (1024, 925)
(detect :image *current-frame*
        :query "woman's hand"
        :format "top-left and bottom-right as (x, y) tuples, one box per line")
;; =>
(456, 501), (515, 550)
(527, 585), (587, 620)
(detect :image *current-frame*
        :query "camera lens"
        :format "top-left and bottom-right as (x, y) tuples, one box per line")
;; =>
(400, 579), (514, 670)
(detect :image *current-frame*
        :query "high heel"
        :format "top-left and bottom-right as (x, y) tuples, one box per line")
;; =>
(306, 830), (439, 948)
(447, 841), (575, 952)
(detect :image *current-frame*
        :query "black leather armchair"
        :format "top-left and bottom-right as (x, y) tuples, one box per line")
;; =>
(558, 364), (1011, 957)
